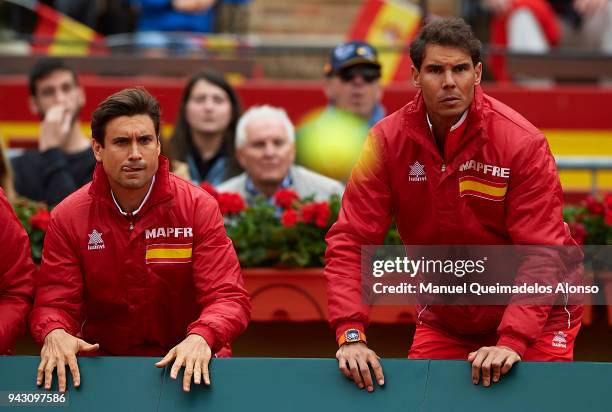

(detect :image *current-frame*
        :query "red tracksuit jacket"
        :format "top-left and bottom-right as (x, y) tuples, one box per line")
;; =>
(325, 86), (582, 358)
(30, 157), (250, 356)
(0, 189), (35, 354)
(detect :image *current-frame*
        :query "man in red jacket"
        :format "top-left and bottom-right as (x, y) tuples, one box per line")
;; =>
(325, 18), (582, 392)
(31, 88), (250, 393)
(0, 189), (35, 355)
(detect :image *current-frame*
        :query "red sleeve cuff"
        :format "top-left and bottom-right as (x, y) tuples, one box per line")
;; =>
(335, 321), (365, 343)
(37, 322), (70, 346)
(188, 325), (219, 354)
(497, 334), (528, 358)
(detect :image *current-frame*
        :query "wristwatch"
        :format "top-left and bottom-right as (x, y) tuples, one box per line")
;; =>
(338, 328), (367, 347)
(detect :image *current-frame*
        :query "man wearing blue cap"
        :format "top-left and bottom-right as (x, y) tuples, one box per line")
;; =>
(323, 40), (385, 126)
(297, 41), (386, 181)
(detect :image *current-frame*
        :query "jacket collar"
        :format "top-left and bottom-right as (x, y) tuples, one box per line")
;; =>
(402, 84), (487, 164)
(89, 155), (173, 215)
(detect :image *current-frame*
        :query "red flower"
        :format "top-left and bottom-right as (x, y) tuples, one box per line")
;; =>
(605, 209), (612, 226)
(300, 202), (318, 224)
(605, 193), (612, 208)
(314, 202), (331, 228)
(274, 189), (300, 209)
(217, 192), (246, 215)
(568, 222), (587, 245)
(30, 208), (50, 232)
(281, 209), (298, 227)
(200, 181), (218, 200)
(297, 201), (332, 227)
(584, 196), (604, 215)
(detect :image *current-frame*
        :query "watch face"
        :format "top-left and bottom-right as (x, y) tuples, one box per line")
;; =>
(346, 329), (360, 342)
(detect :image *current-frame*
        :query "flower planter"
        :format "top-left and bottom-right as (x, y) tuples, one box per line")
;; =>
(243, 268), (416, 323)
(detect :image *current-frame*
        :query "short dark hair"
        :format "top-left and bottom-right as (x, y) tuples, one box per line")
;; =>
(409, 18), (482, 70)
(28, 58), (79, 96)
(91, 88), (161, 146)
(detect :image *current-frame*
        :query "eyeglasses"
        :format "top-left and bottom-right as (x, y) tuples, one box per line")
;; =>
(337, 66), (381, 83)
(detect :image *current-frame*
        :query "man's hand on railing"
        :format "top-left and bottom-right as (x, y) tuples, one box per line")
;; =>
(37, 329), (100, 392)
(336, 342), (385, 393)
(155, 334), (212, 392)
(468, 346), (521, 387)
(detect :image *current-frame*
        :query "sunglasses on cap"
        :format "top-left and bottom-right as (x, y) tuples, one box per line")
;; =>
(337, 66), (381, 83)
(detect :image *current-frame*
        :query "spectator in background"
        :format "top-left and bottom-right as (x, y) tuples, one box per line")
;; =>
(11, 58), (95, 207)
(484, 0), (612, 81)
(130, 0), (251, 51)
(297, 41), (385, 181)
(168, 71), (242, 185)
(218, 105), (344, 203)
(323, 41), (385, 127)
(0, 188), (35, 355)
(133, 0), (218, 33)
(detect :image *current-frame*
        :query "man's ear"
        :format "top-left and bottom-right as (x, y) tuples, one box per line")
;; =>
(235, 147), (246, 169)
(29, 96), (40, 116)
(92, 138), (103, 162)
(77, 87), (86, 107)
(374, 82), (383, 103)
(411, 65), (421, 88)
(324, 77), (335, 102)
(289, 142), (296, 164)
(474, 62), (483, 85)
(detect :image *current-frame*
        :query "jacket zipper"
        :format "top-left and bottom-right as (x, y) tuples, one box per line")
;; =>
(441, 163), (446, 173)
(127, 212), (135, 231)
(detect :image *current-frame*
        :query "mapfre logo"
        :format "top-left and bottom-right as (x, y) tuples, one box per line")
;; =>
(87, 229), (105, 250)
(145, 227), (193, 240)
(552, 331), (567, 349)
(409, 161), (427, 182)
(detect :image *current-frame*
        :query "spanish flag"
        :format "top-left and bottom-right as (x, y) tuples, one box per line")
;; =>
(459, 176), (508, 201)
(348, 0), (422, 84)
(146, 244), (193, 264)
(28, 1), (105, 55)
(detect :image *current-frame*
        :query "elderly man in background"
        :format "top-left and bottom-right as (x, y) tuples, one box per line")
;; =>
(218, 105), (344, 203)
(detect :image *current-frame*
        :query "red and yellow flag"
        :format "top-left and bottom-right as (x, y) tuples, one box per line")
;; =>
(145, 244), (193, 264)
(459, 176), (508, 201)
(31, 1), (105, 55)
(348, 0), (422, 84)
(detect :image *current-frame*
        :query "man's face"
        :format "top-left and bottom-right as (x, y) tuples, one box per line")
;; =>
(92, 114), (160, 191)
(29, 69), (84, 121)
(185, 79), (232, 136)
(411, 44), (482, 124)
(236, 117), (295, 186)
(325, 64), (382, 120)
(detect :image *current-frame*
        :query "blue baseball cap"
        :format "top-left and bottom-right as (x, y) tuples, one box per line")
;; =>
(324, 41), (381, 76)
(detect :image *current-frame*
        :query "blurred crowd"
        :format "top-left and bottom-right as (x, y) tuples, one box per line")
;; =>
(2, 0), (251, 36)
(0, 38), (385, 206)
(0, 0), (611, 204)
